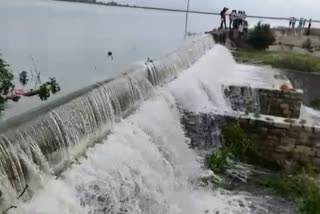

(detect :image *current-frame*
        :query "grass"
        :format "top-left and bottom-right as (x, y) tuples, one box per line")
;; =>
(263, 164), (320, 214)
(207, 148), (230, 173)
(207, 124), (280, 173)
(253, 171), (320, 214)
(233, 49), (320, 73)
(206, 124), (254, 173)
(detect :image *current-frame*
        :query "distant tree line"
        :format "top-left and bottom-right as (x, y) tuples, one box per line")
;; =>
(58, 0), (97, 3)
(54, 0), (134, 7)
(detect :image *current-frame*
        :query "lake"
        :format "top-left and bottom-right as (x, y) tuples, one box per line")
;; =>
(0, 0), (294, 120)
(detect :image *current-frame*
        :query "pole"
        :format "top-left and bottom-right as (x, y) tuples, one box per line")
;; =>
(184, 0), (190, 39)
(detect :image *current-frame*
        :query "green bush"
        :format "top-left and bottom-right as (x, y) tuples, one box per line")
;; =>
(247, 22), (275, 50)
(268, 174), (320, 214)
(222, 124), (281, 169)
(207, 148), (230, 173)
(222, 124), (258, 162)
(0, 52), (13, 95)
(302, 38), (312, 51)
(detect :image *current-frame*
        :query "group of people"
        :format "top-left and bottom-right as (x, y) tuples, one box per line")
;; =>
(220, 7), (248, 32)
(289, 17), (312, 29)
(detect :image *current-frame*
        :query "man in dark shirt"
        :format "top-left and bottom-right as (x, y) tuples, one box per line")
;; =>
(220, 7), (228, 29)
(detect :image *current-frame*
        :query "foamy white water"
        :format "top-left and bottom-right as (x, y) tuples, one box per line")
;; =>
(167, 45), (274, 114)
(231, 64), (275, 89)
(15, 92), (290, 214)
(11, 45), (293, 213)
(167, 45), (234, 113)
(14, 93), (245, 213)
(300, 105), (320, 125)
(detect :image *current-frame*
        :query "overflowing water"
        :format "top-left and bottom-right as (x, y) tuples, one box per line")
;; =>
(0, 37), (297, 213)
(167, 45), (276, 114)
(11, 92), (289, 214)
(0, 36), (214, 209)
(300, 105), (320, 126)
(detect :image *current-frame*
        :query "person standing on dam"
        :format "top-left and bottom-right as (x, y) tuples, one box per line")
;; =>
(220, 7), (228, 29)
(292, 17), (297, 28)
(307, 18), (312, 35)
(308, 18), (312, 29)
(229, 10), (236, 29)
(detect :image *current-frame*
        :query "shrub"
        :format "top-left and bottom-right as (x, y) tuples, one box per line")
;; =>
(247, 22), (275, 50)
(222, 124), (281, 169)
(302, 38), (312, 51)
(222, 124), (258, 162)
(207, 148), (230, 173)
(268, 174), (320, 214)
(0, 52), (14, 95)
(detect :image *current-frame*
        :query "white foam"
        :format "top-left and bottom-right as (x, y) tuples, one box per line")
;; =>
(167, 45), (276, 114)
(13, 45), (286, 214)
(300, 105), (320, 126)
(168, 45), (235, 113)
(14, 91), (271, 213)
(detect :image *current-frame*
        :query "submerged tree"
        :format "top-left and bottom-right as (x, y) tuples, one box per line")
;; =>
(0, 52), (61, 115)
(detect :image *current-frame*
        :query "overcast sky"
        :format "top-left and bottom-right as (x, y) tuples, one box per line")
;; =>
(0, 0), (319, 20)
(100, 0), (319, 20)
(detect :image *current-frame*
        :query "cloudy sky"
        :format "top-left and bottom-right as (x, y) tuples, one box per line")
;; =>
(0, 0), (318, 20)
(100, 0), (319, 20)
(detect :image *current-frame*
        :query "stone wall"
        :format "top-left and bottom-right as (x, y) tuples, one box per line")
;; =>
(237, 114), (320, 167)
(224, 85), (303, 118)
(182, 110), (320, 168)
(272, 28), (320, 50)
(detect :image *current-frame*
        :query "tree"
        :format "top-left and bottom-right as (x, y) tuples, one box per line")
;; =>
(0, 52), (14, 95)
(247, 22), (275, 50)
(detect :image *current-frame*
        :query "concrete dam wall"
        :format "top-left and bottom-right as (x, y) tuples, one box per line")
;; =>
(0, 36), (215, 202)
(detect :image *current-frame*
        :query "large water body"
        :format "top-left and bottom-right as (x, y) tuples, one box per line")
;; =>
(0, 0), (300, 120)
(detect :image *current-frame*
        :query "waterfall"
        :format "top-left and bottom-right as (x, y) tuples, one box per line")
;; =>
(0, 35), (215, 207)
(146, 35), (215, 86)
(2, 39), (295, 214)
(10, 93), (258, 214)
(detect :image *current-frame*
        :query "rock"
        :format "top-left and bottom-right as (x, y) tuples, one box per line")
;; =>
(226, 169), (248, 184)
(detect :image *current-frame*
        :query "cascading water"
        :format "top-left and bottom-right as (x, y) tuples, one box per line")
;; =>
(0, 35), (215, 210)
(0, 66), (155, 208)
(0, 36), (294, 213)
(145, 35), (215, 86)
(300, 105), (320, 125)
(14, 92), (291, 214)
